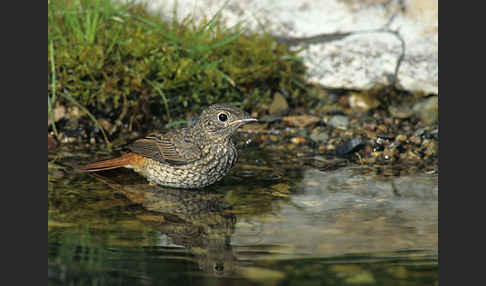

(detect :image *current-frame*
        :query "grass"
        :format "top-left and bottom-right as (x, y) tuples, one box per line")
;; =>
(48, 0), (313, 142)
(48, 41), (59, 138)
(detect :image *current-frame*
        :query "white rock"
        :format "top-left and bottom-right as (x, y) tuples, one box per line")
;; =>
(135, 0), (438, 94)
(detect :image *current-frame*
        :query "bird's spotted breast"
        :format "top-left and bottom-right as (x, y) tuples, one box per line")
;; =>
(140, 141), (238, 188)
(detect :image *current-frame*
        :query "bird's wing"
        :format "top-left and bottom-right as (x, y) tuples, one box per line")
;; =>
(128, 131), (202, 165)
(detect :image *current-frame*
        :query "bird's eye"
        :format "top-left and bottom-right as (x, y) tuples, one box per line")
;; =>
(218, 113), (228, 122)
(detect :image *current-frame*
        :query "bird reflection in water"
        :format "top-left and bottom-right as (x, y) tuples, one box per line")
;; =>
(91, 172), (237, 276)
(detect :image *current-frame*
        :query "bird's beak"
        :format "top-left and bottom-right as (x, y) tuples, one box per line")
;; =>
(229, 117), (258, 126)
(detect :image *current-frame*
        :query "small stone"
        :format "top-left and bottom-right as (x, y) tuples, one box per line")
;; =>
(269, 135), (279, 142)
(377, 124), (388, 133)
(98, 118), (113, 131)
(413, 96), (438, 124)
(383, 148), (397, 160)
(430, 129), (439, 140)
(328, 115), (349, 130)
(336, 138), (366, 157)
(326, 143), (336, 151)
(338, 95), (350, 107)
(395, 134), (407, 142)
(389, 104), (414, 119)
(53, 105), (66, 123)
(363, 122), (376, 131)
(407, 150), (421, 160)
(423, 139), (438, 157)
(348, 93), (380, 112)
(409, 135), (422, 145)
(414, 128), (425, 136)
(310, 132), (329, 143)
(290, 137), (307, 144)
(282, 115), (320, 128)
(361, 156), (376, 164)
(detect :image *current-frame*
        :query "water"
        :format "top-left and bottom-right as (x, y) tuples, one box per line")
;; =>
(48, 145), (438, 285)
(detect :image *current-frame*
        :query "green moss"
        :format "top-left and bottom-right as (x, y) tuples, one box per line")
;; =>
(48, 0), (313, 139)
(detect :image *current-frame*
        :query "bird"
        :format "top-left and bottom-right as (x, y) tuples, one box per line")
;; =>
(77, 104), (257, 189)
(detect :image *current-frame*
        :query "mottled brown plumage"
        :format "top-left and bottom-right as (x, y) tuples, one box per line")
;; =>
(77, 104), (257, 188)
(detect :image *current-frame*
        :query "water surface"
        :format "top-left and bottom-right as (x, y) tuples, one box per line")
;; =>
(48, 145), (438, 285)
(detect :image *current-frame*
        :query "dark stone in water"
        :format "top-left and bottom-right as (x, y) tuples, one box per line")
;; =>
(336, 138), (366, 157)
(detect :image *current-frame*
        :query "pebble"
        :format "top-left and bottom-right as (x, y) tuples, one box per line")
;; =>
(328, 115), (349, 130)
(290, 137), (307, 144)
(413, 96), (438, 124)
(409, 135), (422, 145)
(383, 148), (397, 160)
(310, 132), (329, 143)
(348, 93), (380, 112)
(423, 139), (438, 157)
(282, 115), (320, 128)
(395, 134), (407, 142)
(389, 104), (413, 119)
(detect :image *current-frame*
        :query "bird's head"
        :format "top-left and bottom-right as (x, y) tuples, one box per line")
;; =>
(194, 104), (257, 141)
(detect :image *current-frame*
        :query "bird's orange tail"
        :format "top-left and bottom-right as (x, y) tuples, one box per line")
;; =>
(76, 153), (145, 172)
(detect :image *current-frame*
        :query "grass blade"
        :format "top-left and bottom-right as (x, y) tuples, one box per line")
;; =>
(48, 41), (59, 138)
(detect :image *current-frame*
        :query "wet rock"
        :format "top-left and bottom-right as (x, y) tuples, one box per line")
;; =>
(336, 138), (366, 157)
(389, 104), (414, 119)
(348, 93), (381, 112)
(328, 115), (349, 130)
(413, 96), (438, 124)
(268, 92), (289, 115)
